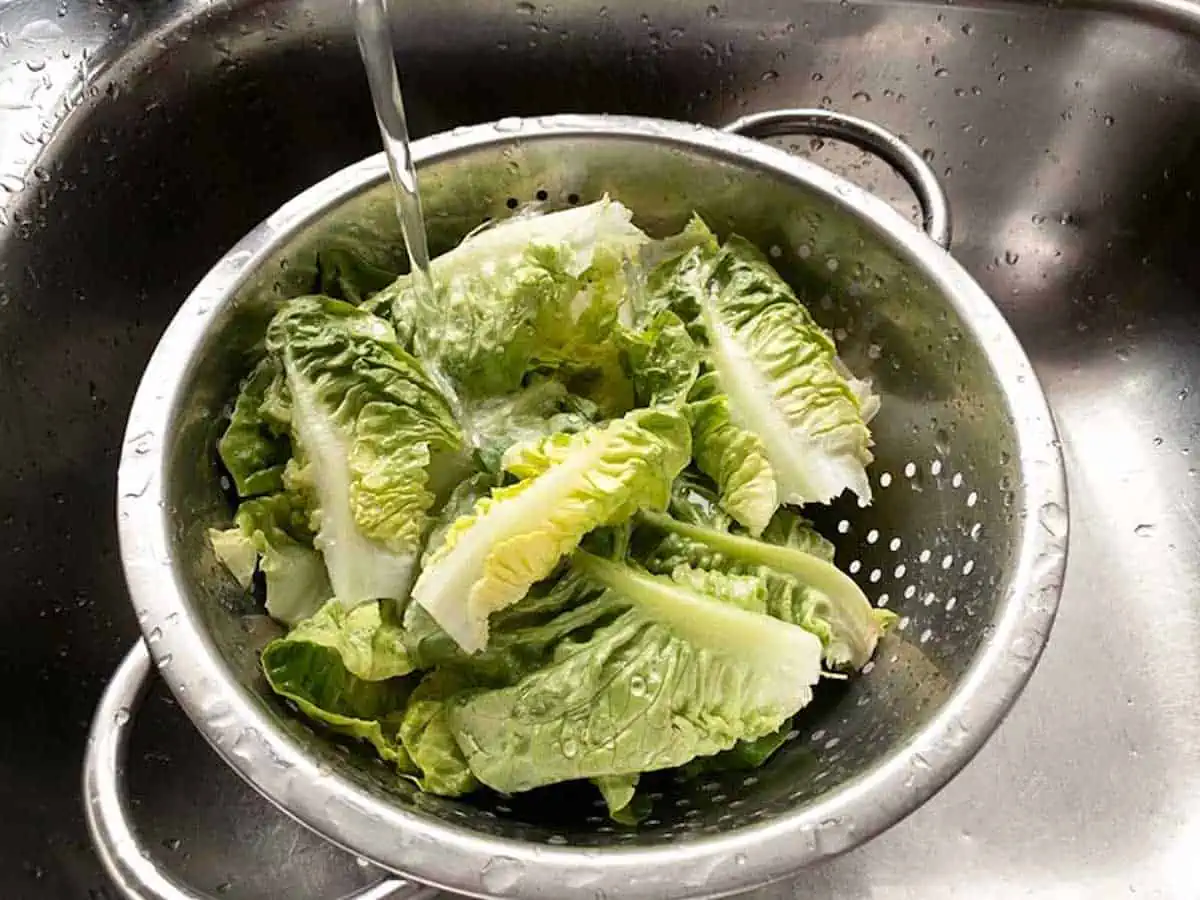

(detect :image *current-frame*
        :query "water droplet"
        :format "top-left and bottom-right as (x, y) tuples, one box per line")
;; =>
(1115, 346), (1131, 361)
(25, 59), (46, 72)
(1031, 213), (1045, 225)
(921, 147), (935, 162)
(114, 707), (131, 726)
(760, 69), (779, 82)
(705, 4), (720, 18)
(851, 90), (871, 102)
(561, 738), (579, 758)
(480, 857), (524, 893)
(961, 22), (974, 34)
(1103, 114), (1115, 126)
(934, 66), (948, 77)
(1178, 388), (1190, 401)
(810, 71), (824, 82)
(1004, 250), (1020, 265)
(1134, 523), (1155, 537)
(515, 1), (535, 13)
(629, 675), (647, 697)
(1152, 436), (1164, 447)
(162, 837), (181, 852)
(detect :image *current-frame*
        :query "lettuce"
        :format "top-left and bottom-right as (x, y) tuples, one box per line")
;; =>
(637, 511), (889, 669)
(445, 552), (822, 793)
(412, 408), (690, 652)
(217, 358), (291, 498)
(262, 623), (415, 769)
(389, 198), (647, 407)
(641, 230), (878, 533)
(207, 493), (328, 627)
(206, 205), (888, 822)
(267, 297), (462, 607)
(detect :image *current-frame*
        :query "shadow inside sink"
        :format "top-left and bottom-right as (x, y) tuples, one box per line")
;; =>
(2, 0), (1200, 898)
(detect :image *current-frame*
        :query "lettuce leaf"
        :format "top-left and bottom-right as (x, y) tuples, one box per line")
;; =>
(637, 511), (887, 669)
(621, 308), (700, 408)
(217, 358), (291, 498)
(640, 231), (877, 530)
(390, 199), (648, 404)
(404, 570), (617, 684)
(677, 723), (791, 779)
(466, 378), (598, 474)
(412, 408), (690, 652)
(274, 598), (412, 681)
(262, 626), (415, 769)
(208, 493), (328, 627)
(399, 669), (480, 795)
(445, 552), (822, 793)
(266, 297), (462, 607)
(317, 247), (398, 308)
(594, 774), (649, 825)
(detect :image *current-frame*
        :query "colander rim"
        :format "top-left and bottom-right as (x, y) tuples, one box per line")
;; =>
(115, 113), (1067, 900)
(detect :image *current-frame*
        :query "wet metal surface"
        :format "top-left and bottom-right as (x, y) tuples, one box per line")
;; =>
(1, 0), (1198, 897)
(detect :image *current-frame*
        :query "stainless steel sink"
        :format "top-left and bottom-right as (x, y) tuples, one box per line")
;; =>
(2, 1), (1198, 898)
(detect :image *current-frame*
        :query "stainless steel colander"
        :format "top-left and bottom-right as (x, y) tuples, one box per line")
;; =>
(84, 110), (1067, 900)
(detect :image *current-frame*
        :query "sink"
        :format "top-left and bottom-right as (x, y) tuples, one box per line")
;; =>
(1, 0), (1198, 897)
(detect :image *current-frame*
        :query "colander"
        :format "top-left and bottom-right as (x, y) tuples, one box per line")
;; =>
(83, 110), (1067, 900)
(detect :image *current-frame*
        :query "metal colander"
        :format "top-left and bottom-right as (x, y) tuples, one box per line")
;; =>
(87, 111), (1067, 900)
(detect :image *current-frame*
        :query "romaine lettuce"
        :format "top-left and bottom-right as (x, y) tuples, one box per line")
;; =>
(445, 552), (822, 793)
(262, 625), (414, 769)
(207, 493), (328, 627)
(388, 198), (648, 407)
(210, 205), (890, 822)
(267, 297), (462, 607)
(641, 232), (878, 533)
(637, 511), (889, 669)
(412, 408), (690, 652)
(217, 358), (291, 498)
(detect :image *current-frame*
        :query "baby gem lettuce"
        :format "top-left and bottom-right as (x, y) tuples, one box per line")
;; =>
(209, 199), (889, 823)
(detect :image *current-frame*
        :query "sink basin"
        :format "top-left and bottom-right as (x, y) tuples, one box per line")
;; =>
(1, 0), (1198, 897)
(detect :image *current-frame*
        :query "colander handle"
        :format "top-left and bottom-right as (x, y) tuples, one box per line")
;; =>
(722, 109), (953, 249)
(83, 641), (438, 900)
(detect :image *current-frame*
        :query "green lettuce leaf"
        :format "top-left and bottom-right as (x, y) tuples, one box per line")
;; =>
(404, 570), (617, 684)
(677, 723), (791, 779)
(646, 231), (877, 528)
(217, 358), (291, 498)
(621, 309), (700, 408)
(275, 598), (412, 681)
(665, 471), (735, 531)
(412, 408), (690, 652)
(594, 774), (650, 825)
(399, 669), (480, 796)
(445, 552), (822, 794)
(391, 198), (648, 403)
(686, 371), (778, 536)
(208, 493), (328, 627)
(261, 628), (414, 769)
(317, 247), (398, 308)
(637, 512), (886, 669)
(466, 378), (598, 474)
(266, 296), (462, 607)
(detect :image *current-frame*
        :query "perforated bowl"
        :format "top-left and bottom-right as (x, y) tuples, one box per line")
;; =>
(87, 111), (1067, 900)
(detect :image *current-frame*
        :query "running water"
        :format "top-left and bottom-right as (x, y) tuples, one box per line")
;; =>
(352, 0), (466, 423)
(352, 0), (432, 293)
